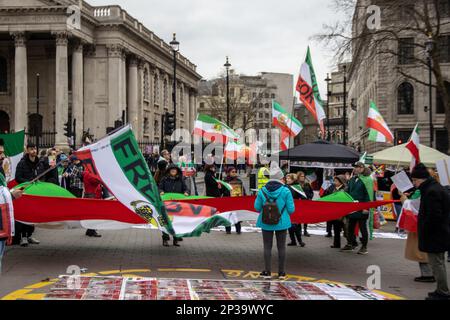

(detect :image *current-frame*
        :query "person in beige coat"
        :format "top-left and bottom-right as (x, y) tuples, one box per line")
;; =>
(401, 193), (435, 283)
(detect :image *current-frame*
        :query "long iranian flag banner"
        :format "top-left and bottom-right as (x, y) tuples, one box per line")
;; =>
(193, 114), (240, 143)
(367, 101), (394, 143)
(296, 47), (326, 137)
(272, 100), (303, 150)
(76, 126), (175, 235)
(0, 130), (25, 185)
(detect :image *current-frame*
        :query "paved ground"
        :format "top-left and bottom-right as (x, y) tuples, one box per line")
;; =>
(1, 222), (449, 300)
(1, 174), (449, 300)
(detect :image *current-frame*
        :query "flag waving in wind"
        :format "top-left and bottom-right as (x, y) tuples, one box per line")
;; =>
(75, 126), (175, 235)
(367, 101), (394, 143)
(193, 114), (240, 143)
(296, 47), (326, 137)
(405, 123), (421, 170)
(272, 100), (303, 151)
(0, 130), (25, 187)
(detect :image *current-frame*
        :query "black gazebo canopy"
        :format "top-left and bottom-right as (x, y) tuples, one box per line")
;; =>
(278, 140), (360, 164)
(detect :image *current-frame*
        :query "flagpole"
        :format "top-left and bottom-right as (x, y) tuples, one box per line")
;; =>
(286, 97), (296, 172)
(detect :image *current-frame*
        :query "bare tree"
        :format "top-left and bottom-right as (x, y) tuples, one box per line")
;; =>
(316, 0), (450, 151)
(204, 75), (273, 131)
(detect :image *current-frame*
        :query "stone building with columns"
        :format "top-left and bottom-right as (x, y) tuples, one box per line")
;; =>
(0, 0), (201, 149)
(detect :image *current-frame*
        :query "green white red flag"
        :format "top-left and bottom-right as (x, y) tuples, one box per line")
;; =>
(272, 100), (303, 150)
(193, 114), (240, 143)
(405, 123), (421, 170)
(0, 130), (25, 186)
(296, 47), (326, 137)
(367, 101), (394, 143)
(224, 140), (246, 160)
(76, 126), (175, 235)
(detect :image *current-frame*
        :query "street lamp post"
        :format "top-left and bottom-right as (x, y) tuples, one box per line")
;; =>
(224, 56), (231, 126)
(170, 33), (180, 132)
(36, 73), (40, 151)
(343, 65), (347, 146)
(325, 73), (331, 141)
(425, 35), (435, 148)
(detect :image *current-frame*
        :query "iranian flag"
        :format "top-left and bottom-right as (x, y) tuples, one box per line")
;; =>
(272, 100), (303, 150)
(193, 114), (240, 143)
(405, 123), (421, 170)
(296, 47), (326, 137)
(0, 130), (25, 187)
(367, 101), (394, 143)
(75, 126), (175, 235)
(224, 140), (246, 160)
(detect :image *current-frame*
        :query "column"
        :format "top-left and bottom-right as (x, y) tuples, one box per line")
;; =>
(12, 32), (28, 132)
(107, 44), (123, 127)
(54, 32), (69, 149)
(127, 56), (139, 136)
(137, 60), (145, 141)
(72, 40), (84, 148)
(189, 90), (196, 132)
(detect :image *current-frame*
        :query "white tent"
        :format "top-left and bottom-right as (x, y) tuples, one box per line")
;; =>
(371, 143), (449, 167)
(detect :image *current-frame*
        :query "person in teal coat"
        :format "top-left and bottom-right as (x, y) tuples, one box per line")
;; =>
(254, 162), (295, 280)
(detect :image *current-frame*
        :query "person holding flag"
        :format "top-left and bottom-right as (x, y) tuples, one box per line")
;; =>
(0, 139), (24, 273)
(285, 173), (305, 247)
(222, 167), (246, 234)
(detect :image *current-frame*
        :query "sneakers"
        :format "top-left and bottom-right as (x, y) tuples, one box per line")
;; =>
(304, 232), (311, 237)
(299, 242), (306, 248)
(259, 271), (272, 280)
(27, 237), (40, 245)
(340, 245), (354, 252)
(357, 246), (368, 255)
(414, 276), (436, 283)
(162, 240), (170, 247)
(173, 240), (180, 247)
(325, 233), (332, 238)
(278, 272), (287, 281)
(20, 237), (28, 247)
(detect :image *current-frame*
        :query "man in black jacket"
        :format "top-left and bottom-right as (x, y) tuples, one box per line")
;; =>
(297, 171), (314, 237)
(37, 148), (59, 185)
(14, 143), (40, 247)
(411, 163), (450, 300)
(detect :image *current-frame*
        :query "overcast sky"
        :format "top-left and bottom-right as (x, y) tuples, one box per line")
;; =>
(88, 0), (345, 96)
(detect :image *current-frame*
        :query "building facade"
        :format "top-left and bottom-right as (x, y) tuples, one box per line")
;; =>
(0, 0), (201, 149)
(348, 0), (448, 154)
(198, 71), (293, 150)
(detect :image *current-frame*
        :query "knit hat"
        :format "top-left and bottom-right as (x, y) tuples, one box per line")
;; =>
(59, 154), (69, 162)
(334, 174), (347, 186)
(410, 163), (431, 179)
(269, 162), (284, 180)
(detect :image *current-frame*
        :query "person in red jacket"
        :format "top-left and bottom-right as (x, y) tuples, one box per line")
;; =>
(82, 170), (103, 237)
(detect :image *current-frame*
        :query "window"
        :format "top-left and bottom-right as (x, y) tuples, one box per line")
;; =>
(271, 93), (275, 99)
(143, 68), (149, 101)
(439, 35), (450, 63)
(259, 112), (263, 118)
(265, 93), (270, 99)
(439, 0), (450, 17)
(398, 38), (415, 65)
(153, 74), (159, 105)
(199, 102), (205, 109)
(154, 119), (159, 136)
(397, 82), (414, 114)
(396, 130), (413, 145)
(144, 117), (149, 134)
(163, 79), (168, 107)
(258, 103), (263, 109)
(265, 103), (269, 109)
(436, 81), (450, 114)
(253, 92), (257, 98)
(398, 4), (415, 20)
(436, 129), (449, 153)
(0, 57), (7, 92)
(265, 113), (270, 119)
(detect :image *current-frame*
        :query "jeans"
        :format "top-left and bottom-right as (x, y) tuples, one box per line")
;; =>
(288, 224), (303, 244)
(346, 217), (368, 248)
(428, 252), (450, 295)
(0, 240), (5, 274)
(262, 230), (287, 274)
(419, 262), (434, 277)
